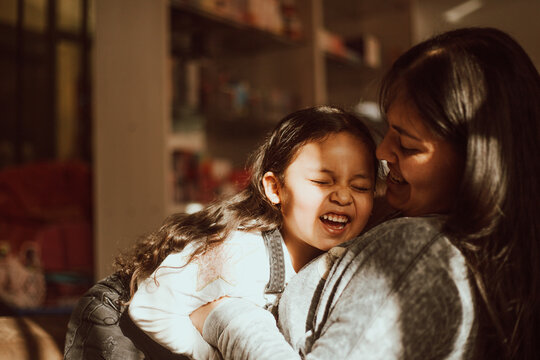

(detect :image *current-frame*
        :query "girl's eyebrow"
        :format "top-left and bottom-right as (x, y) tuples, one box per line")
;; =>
(319, 169), (370, 179)
(392, 124), (421, 141)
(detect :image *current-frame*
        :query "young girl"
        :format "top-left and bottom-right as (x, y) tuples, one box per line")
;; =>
(114, 105), (379, 359)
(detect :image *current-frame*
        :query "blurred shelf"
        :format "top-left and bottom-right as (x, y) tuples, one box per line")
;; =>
(206, 116), (277, 137)
(170, 0), (302, 56)
(168, 131), (206, 152)
(325, 51), (365, 67)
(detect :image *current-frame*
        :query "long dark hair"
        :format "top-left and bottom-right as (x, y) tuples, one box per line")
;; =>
(114, 105), (378, 299)
(379, 27), (540, 359)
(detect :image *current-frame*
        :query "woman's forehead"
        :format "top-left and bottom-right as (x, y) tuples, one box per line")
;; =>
(387, 99), (432, 140)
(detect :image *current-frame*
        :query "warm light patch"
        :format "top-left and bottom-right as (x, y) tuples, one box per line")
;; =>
(195, 244), (237, 291)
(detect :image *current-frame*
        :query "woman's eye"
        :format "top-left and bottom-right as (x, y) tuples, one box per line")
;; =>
(399, 144), (418, 154)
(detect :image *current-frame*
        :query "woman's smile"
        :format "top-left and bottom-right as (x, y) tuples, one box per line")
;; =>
(387, 168), (406, 185)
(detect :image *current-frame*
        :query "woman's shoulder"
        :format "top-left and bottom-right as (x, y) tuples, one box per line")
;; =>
(343, 215), (464, 279)
(323, 216), (476, 360)
(351, 216), (446, 252)
(366, 215), (445, 237)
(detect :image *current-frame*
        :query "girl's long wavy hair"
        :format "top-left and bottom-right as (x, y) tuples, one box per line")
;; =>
(379, 27), (540, 359)
(114, 105), (378, 300)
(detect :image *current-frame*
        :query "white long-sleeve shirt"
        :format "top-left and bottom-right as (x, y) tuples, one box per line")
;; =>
(128, 230), (296, 359)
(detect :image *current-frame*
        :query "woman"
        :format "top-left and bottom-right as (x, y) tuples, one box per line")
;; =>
(191, 27), (540, 359)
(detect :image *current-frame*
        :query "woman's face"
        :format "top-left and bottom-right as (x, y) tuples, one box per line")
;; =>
(376, 98), (463, 216)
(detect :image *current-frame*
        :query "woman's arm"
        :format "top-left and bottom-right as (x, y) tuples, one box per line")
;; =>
(195, 218), (477, 360)
(195, 291), (408, 360)
(198, 297), (300, 360)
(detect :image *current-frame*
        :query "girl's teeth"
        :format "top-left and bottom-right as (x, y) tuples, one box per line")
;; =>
(321, 214), (348, 223)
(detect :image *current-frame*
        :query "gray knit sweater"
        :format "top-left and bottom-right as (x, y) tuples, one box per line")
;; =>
(202, 216), (477, 359)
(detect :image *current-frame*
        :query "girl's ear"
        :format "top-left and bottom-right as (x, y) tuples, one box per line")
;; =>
(262, 171), (281, 205)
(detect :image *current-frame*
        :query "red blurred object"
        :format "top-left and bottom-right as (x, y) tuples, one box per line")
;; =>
(0, 161), (93, 276)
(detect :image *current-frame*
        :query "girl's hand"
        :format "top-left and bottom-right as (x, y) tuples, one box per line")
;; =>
(190, 297), (228, 334)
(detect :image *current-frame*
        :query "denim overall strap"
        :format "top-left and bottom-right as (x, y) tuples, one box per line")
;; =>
(262, 229), (286, 294)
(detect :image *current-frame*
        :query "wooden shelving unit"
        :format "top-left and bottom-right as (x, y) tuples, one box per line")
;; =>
(165, 0), (315, 214)
(170, 0), (301, 55)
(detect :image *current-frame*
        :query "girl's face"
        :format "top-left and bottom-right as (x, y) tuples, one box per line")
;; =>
(264, 132), (375, 268)
(376, 98), (463, 216)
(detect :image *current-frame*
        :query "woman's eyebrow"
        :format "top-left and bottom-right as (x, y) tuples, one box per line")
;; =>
(391, 124), (421, 141)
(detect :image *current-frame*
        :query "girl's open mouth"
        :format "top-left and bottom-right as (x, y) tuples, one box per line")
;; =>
(320, 213), (350, 230)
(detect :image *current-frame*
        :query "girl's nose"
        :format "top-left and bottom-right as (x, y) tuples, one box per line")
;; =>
(330, 187), (353, 206)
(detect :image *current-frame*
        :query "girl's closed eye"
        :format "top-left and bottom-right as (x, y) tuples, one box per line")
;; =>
(351, 185), (372, 192)
(310, 179), (331, 185)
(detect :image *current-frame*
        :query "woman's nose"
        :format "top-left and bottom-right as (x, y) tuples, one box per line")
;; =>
(330, 187), (353, 206)
(376, 133), (395, 163)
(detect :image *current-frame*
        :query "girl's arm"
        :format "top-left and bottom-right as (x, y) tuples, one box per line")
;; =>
(129, 232), (271, 359)
(128, 251), (222, 359)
